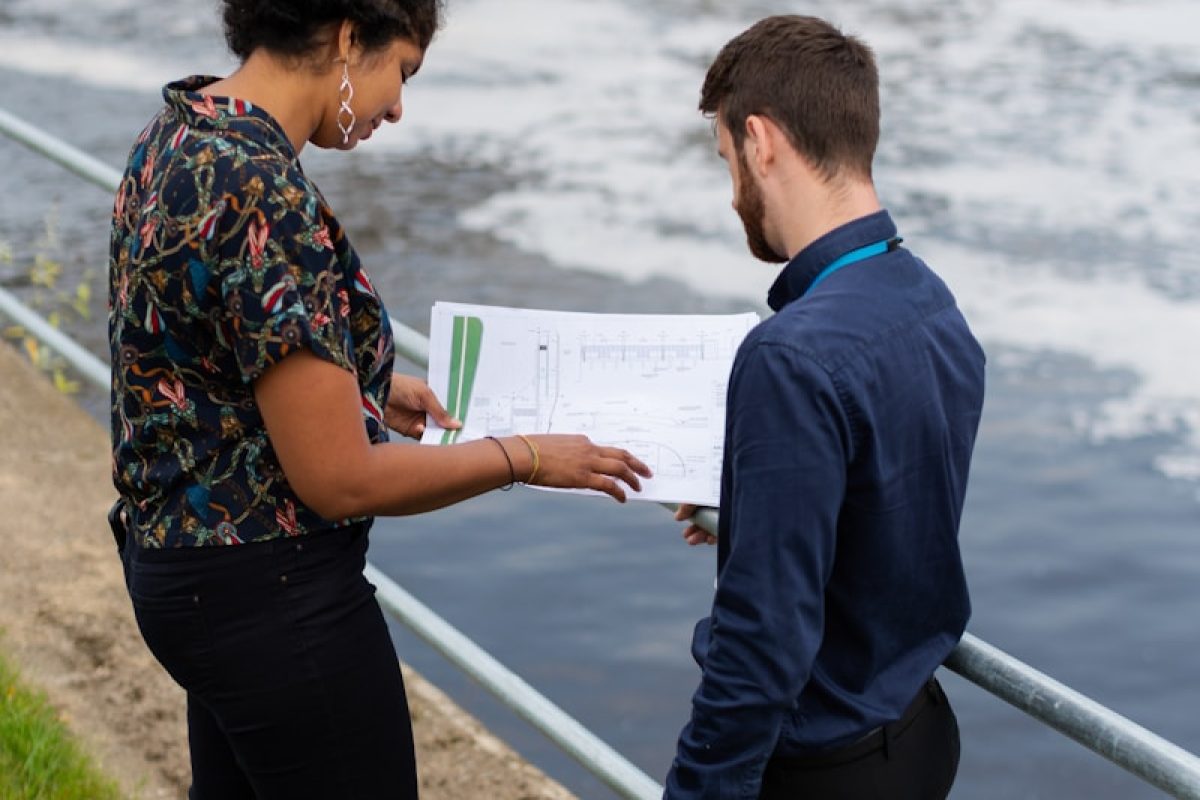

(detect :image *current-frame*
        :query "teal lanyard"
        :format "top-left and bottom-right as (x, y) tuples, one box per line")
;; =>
(804, 238), (897, 297)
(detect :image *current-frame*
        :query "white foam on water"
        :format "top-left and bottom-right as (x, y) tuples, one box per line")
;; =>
(373, 0), (772, 296)
(1002, 0), (1200, 51)
(388, 0), (1200, 485)
(0, 33), (172, 92)
(3, 0), (1198, 486)
(921, 237), (1200, 459)
(0, 31), (232, 93)
(10, 0), (138, 11)
(385, 0), (1200, 282)
(895, 0), (1200, 260)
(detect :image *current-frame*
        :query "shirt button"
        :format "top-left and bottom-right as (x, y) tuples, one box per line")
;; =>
(280, 574), (288, 584)
(296, 543), (304, 552)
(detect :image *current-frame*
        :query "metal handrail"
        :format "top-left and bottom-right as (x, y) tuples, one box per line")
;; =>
(4, 105), (1200, 800)
(0, 107), (124, 190)
(367, 566), (662, 799)
(946, 634), (1200, 799)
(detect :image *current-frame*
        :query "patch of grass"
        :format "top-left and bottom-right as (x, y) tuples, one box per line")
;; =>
(0, 651), (123, 800)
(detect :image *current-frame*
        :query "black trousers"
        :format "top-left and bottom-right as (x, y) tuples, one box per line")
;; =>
(760, 679), (960, 800)
(120, 522), (418, 800)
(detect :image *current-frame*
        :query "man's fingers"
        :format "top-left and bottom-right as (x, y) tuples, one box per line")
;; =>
(675, 503), (698, 522)
(681, 523), (716, 546)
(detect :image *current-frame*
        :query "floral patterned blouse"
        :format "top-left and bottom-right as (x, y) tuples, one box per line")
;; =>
(109, 76), (395, 548)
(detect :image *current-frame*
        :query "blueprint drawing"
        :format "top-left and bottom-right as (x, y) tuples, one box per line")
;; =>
(420, 301), (759, 506)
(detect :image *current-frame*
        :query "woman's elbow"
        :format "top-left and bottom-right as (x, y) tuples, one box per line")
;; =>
(288, 475), (372, 522)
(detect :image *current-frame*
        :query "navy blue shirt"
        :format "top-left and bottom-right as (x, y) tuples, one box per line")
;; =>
(666, 210), (985, 798)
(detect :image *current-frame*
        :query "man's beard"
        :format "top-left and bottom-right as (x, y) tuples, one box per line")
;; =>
(735, 151), (788, 264)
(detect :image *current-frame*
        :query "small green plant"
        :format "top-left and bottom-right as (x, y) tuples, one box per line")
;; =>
(1, 207), (96, 395)
(0, 650), (123, 800)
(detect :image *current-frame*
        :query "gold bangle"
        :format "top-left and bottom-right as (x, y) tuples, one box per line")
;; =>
(515, 434), (539, 485)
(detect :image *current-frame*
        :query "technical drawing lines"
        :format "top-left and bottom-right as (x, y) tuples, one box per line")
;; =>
(611, 439), (691, 479)
(576, 333), (728, 368)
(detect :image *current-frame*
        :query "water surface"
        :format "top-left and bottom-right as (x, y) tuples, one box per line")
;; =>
(1, 1), (1197, 797)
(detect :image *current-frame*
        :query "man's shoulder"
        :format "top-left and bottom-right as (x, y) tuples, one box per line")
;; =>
(732, 313), (834, 386)
(743, 253), (977, 374)
(736, 294), (843, 366)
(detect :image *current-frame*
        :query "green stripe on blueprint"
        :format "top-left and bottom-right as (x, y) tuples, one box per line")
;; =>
(441, 315), (483, 445)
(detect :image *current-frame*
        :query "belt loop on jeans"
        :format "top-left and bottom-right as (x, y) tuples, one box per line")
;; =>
(881, 724), (892, 760)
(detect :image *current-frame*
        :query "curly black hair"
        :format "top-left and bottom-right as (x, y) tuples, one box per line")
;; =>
(221, 0), (444, 61)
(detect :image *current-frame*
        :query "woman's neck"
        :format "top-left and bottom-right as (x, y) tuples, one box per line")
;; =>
(201, 51), (328, 154)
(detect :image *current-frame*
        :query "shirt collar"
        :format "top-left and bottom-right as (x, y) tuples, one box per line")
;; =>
(163, 76), (297, 163)
(766, 209), (898, 311)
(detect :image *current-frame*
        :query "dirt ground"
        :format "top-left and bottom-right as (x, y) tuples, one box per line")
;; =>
(0, 341), (574, 799)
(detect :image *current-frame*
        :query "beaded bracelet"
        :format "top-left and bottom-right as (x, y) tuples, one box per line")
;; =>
(485, 435), (516, 491)
(515, 434), (540, 485)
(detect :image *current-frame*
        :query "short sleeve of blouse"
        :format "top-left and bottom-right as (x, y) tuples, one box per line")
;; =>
(213, 169), (354, 383)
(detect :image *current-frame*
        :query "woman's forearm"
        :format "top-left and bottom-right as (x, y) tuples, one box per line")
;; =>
(257, 348), (648, 522)
(255, 349), (538, 520)
(338, 436), (534, 518)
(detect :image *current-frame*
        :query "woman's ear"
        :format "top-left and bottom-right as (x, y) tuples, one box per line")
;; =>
(335, 19), (355, 64)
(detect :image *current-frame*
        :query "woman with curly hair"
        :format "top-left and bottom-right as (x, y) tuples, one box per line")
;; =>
(107, 2), (651, 796)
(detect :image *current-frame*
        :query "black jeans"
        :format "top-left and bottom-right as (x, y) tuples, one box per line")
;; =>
(120, 523), (418, 800)
(760, 679), (960, 800)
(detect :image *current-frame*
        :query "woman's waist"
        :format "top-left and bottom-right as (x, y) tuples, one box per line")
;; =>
(119, 486), (369, 553)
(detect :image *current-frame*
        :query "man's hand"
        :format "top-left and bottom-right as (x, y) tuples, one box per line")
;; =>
(386, 374), (461, 439)
(676, 503), (717, 546)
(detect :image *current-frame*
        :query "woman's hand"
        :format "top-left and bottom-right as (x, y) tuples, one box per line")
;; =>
(386, 374), (461, 439)
(258, 353), (649, 517)
(524, 434), (653, 503)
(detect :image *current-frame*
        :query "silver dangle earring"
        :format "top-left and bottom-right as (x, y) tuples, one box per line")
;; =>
(337, 61), (356, 145)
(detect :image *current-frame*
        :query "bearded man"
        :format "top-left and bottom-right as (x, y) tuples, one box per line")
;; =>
(667, 15), (986, 800)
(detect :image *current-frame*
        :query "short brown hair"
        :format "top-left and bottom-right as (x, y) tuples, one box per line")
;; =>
(700, 15), (880, 181)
